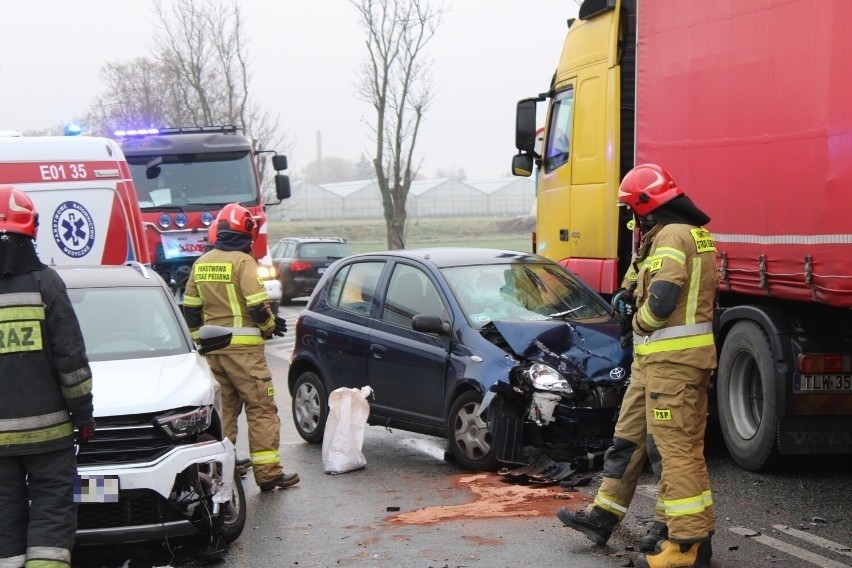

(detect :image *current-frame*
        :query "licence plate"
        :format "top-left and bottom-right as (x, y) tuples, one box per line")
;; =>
(74, 475), (120, 503)
(317, 267), (326, 274)
(794, 374), (852, 393)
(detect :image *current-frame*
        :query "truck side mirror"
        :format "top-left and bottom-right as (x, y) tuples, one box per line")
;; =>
(512, 154), (534, 177)
(272, 154), (288, 171)
(275, 174), (291, 201)
(515, 98), (538, 153)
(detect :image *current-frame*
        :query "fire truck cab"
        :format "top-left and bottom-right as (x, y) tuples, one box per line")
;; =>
(116, 126), (290, 307)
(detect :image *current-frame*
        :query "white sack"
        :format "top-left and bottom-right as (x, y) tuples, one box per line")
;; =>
(322, 386), (373, 474)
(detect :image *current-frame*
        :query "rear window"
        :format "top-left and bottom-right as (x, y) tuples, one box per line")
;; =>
(328, 261), (385, 315)
(298, 242), (352, 259)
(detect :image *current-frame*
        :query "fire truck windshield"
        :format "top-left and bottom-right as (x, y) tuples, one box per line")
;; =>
(128, 151), (259, 210)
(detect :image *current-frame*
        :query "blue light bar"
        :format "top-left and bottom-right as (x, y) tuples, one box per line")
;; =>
(114, 128), (160, 137)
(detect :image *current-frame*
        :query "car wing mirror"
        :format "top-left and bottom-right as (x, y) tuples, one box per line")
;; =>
(197, 325), (232, 355)
(412, 314), (450, 335)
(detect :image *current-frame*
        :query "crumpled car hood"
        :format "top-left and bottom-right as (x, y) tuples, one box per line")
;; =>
(490, 318), (630, 384)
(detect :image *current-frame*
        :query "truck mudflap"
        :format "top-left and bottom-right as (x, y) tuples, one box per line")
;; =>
(778, 417), (852, 454)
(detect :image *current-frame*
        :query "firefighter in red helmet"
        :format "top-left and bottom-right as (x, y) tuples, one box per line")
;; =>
(0, 185), (95, 568)
(557, 164), (718, 568)
(183, 203), (299, 491)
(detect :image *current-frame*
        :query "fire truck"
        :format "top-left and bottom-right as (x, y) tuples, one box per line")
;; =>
(511, 0), (852, 470)
(116, 126), (290, 309)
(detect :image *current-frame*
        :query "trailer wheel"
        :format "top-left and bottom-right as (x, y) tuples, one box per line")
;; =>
(717, 321), (780, 471)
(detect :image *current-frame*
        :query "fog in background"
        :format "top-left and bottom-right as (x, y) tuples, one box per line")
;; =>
(0, 0), (579, 179)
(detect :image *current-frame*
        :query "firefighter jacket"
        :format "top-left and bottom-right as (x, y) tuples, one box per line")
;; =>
(632, 223), (718, 369)
(183, 248), (276, 348)
(0, 268), (93, 456)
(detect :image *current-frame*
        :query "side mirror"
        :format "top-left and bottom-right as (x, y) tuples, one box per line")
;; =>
(275, 174), (291, 201)
(515, 98), (538, 153)
(197, 325), (232, 355)
(272, 154), (288, 172)
(412, 314), (450, 335)
(512, 154), (534, 177)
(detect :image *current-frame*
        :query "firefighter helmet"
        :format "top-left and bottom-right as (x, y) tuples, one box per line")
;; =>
(617, 163), (683, 216)
(0, 185), (39, 239)
(216, 203), (257, 240)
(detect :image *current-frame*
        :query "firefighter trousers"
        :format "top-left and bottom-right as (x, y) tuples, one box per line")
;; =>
(206, 348), (284, 485)
(593, 363), (666, 524)
(646, 361), (714, 542)
(0, 447), (76, 568)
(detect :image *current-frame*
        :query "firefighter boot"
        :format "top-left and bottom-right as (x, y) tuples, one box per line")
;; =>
(258, 472), (300, 492)
(556, 506), (619, 546)
(639, 521), (668, 552)
(635, 540), (712, 568)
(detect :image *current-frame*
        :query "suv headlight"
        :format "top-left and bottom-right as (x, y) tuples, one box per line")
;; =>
(257, 265), (277, 280)
(155, 406), (212, 440)
(524, 363), (573, 394)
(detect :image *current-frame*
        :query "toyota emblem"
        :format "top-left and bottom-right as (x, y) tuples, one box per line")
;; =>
(609, 367), (626, 380)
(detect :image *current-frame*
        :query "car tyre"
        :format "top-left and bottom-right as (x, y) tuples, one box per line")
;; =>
(717, 321), (780, 471)
(447, 390), (497, 471)
(217, 467), (247, 543)
(292, 371), (328, 444)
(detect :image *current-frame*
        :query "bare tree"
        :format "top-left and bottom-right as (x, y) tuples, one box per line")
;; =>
(84, 0), (286, 195)
(352, 0), (442, 249)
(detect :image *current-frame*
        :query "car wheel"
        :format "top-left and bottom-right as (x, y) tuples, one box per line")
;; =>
(447, 390), (497, 471)
(217, 467), (247, 543)
(717, 321), (780, 471)
(292, 371), (328, 443)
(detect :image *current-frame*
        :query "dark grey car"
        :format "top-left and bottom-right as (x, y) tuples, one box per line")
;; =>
(270, 236), (354, 304)
(287, 248), (632, 471)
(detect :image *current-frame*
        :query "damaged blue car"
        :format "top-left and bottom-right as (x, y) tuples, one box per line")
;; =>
(288, 248), (632, 471)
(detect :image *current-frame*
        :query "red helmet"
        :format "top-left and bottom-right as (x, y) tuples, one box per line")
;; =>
(617, 163), (683, 216)
(0, 185), (39, 239)
(216, 203), (257, 240)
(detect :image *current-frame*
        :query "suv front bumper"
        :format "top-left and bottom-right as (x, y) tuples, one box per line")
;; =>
(75, 438), (236, 545)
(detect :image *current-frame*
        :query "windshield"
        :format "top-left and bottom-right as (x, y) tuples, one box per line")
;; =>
(442, 262), (610, 328)
(128, 151), (259, 210)
(68, 286), (189, 361)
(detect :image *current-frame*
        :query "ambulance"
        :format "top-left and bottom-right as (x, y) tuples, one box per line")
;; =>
(0, 136), (149, 266)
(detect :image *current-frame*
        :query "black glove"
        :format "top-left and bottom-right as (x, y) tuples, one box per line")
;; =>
(272, 315), (287, 337)
(611, 288), (636, 318)
(75, 418), (96, 446)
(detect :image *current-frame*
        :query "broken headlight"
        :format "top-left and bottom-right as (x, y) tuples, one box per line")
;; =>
(155, 406), (212, 440)
(524, 363), (573, 394)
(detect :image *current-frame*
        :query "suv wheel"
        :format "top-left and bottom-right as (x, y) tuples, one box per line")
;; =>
(292, 371), (328, 443)
(447, 390), (497, 471)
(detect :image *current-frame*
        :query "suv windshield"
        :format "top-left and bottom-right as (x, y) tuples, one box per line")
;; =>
(442, 263), (609, 328)
(68, 287), (188, 361)
(128, 151), (258, 210)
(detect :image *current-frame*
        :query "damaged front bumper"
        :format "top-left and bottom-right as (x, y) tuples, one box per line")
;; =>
(75, 438), (236, 546)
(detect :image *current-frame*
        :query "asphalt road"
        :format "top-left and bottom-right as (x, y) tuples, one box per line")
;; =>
(74, 301), (852, 568)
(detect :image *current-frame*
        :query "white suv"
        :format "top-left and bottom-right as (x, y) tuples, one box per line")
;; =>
(58, 263), (245, 557)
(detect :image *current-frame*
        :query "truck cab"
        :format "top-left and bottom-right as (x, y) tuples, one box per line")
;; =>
(116, 126), (290, 306)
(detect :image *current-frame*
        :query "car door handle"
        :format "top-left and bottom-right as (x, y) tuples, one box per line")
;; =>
(370, 344), (386, 358)
(315, 329), (328, 343)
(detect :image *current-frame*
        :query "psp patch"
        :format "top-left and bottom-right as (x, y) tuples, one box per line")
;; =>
(52, 201), (95, 259)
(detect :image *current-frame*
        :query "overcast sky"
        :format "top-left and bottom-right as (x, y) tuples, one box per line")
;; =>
(0, 0), (579, 180)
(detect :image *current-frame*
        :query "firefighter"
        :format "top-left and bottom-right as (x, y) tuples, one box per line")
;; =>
(557, 164), (717, 568)
(0, 185), (95, 568)
(183, 203), (299, 491)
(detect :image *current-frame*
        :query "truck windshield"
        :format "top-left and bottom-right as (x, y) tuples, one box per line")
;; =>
(128, 151), (259, 210)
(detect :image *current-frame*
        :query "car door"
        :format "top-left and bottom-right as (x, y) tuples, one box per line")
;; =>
(310, 259), (386, 392)
(367, 261), (452, 426)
